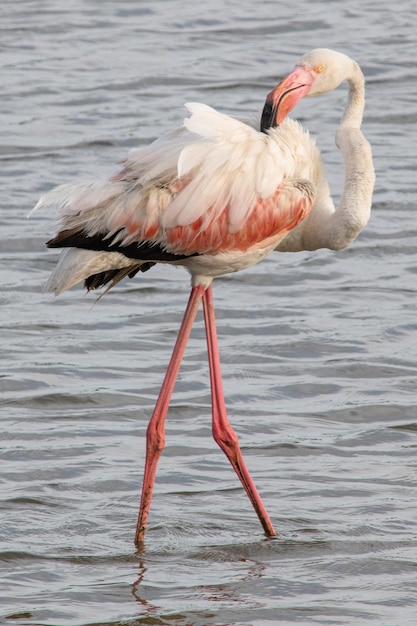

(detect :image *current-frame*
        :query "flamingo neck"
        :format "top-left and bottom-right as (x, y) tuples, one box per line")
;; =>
(276, 63), (375, 254)
(340, 63), (365, 130)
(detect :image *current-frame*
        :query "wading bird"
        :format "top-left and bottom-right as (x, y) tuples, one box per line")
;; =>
(34, 48), (374, 545)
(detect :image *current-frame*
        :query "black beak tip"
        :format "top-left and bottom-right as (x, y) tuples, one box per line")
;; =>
(260, 98), (278, 133)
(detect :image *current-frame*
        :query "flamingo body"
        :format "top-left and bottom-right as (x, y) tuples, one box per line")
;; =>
(41, 106), (319, 292)
(34, 49), (375, 544)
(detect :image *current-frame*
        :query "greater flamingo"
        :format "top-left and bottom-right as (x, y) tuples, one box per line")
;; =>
(33, 48), (375, 545)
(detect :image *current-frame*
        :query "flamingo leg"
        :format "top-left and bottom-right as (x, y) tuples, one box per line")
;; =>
(202, 285), (277, 537)
(135, 285), (205, 546)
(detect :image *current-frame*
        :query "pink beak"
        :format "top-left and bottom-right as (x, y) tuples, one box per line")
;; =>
(260, 65), (317, 131)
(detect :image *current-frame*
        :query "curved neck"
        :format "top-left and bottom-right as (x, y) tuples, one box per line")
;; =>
(341, 63), (365, 129)
(315, 62), (374, 250)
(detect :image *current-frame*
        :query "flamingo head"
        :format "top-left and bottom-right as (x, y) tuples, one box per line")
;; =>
(260, 48), (359, 132)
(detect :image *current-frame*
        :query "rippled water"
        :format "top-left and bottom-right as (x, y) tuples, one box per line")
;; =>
(1, 1), (417, 625)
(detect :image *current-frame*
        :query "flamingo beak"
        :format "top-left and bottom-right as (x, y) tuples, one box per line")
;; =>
(260, 65), (317, 132)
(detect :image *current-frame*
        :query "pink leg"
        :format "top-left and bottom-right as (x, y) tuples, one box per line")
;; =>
(135, 285), (205, 546)
(202, 285), (277, 537)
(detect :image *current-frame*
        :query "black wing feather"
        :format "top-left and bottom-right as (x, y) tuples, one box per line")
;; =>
(47, 228), (198, 292)
(47, 228), (197, 263)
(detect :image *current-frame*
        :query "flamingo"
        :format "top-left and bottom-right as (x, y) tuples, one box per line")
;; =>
(33, 48), (375, 545)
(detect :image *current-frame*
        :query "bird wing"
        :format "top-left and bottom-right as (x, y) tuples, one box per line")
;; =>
(35, 103), (317, 258)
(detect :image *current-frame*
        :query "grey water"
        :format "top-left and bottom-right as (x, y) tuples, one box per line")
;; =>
(1, 1), (417, 624)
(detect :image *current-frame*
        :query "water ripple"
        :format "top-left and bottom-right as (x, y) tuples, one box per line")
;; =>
(1, 0), (417, 624)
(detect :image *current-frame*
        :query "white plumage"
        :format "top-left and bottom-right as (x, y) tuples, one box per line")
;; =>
(35, 103), (317, 241)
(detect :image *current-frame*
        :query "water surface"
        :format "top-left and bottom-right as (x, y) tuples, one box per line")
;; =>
(1, 1), (417, 625)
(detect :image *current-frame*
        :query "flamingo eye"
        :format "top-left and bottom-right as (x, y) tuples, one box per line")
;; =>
(315, 64), (325, 73)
